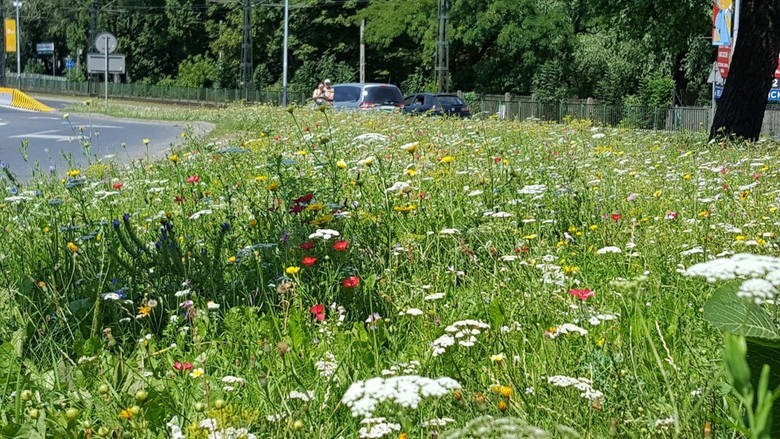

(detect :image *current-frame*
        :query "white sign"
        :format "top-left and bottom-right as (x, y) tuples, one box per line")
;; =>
(95, 32), (117, 54)
(87, 54), (126, 74)
(36, 42), (54, 54)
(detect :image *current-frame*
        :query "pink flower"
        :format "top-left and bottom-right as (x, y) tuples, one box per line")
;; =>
(569, 288), (594, 301)
(173, 361), (193, 372)
(186, 175), (200, 184)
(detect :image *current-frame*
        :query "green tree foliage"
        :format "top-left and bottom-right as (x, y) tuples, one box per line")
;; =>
(11, 0), (714, 104)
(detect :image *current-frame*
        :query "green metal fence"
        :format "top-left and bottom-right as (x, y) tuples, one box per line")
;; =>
(12, 75), (780, 135)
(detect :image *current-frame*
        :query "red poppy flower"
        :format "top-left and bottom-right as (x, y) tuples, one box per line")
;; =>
(186, 175), (200, 184)
(569, 288), (594, 301)
(302, 256), (317, 267)
(310, 303), (325, 322)
(112, 182), (124, 190)
(333, 240), (349, 251)
(342, 276), (360, 289)
(300, 241), (315, 250)
(173, 361), (193, 372)
(294, 193), (314, 204)
(611, 213), (621, 222)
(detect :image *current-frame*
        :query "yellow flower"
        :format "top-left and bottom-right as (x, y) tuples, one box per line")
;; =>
(297, 150), (308, 156)
(285, 266), (300, 276)
(653, 190), (662, 197)
(118, 408), (134, 420)
(43, 226), (50, 233)
(490, 353), (506, 362)
(682, 173), (691, 180)
(189, 368), (204, 378)
(137, 305), (152, 316)
(266, 181), (280, 191)
(393, 204), (416, 214)
(310, 214), (333, 226)
(440, 155), (454, 164)
(336, 159), (347, 169)
(563, 265), (579, 275)
(589, 225), (598, 231)
(143, 138), (150, 145)
(403, 142), (418, 154)
(698, 210), (710, 218)
(228, 256), (237, 264)
(489, 384), (502, 394)
(523, 234), (537, 240)
(306, 202), (324, 212)
(37, 281), (46, 288)
(757, 238), (767, 246)
(248, 218), (258, 227)
(735, 235), (745, 241)
(66, 242), (79, 253)
(499, 386), (513, 398)
(404, 168), (417, 177)
(739, 190), (750, 200)
(66, 169), (81, 177)
(168, 154), (179, 163)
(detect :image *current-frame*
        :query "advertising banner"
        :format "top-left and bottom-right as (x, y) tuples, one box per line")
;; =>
(712, 0), (733, 46)
(4, 19), (16, 53)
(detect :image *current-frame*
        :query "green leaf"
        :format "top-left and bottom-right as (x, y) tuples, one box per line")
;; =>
(703, 282), (780, 340)
(288, 311), (305, 350)
(488, 300), (506, 330)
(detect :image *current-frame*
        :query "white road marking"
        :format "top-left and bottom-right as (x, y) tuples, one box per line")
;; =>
(10, 130), (76, 142)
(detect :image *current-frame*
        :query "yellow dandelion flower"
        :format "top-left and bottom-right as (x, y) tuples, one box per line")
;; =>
(254, 175), (268, 182)
(489, 384), (502, 394)
(490, 353), (506, 362)
(735, 235), (745, 241)
(118, 408), (134, 420)
(698, 210), (710, 218)
(336, 159), (347, 169)
(66, 242), (79, 253)
(266, 181), (280, 191)
(297, 150), (308, 156)
(37, 281), (46, 288)
(739, 190), (750, 200)
(393, 204), (416, 214)
(137, 305), (152, 316)
(757, 238), (767, 246)
(523, 234), (537, 240)
(500, 386), (513, 398)
(168, 154), (179, 163)
(228, 256), (237, 264)
(285, 266), (300, 275)
(405, 168), (417, 177)
(653, 190), (662, 197)
(189, 368), (204, 378)
(589, 225), (598, 231)
(66, 169), (81, 177)
(440, 155), (454, 164)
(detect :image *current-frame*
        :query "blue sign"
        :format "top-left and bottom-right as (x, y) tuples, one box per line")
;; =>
(715, 85), (780, 102)
(65, 58), (75, 70)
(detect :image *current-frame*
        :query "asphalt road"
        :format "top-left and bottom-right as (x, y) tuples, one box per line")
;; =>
(0, 98), (211, 180)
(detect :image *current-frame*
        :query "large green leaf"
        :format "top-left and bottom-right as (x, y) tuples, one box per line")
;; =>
(703, 282), (780, 341)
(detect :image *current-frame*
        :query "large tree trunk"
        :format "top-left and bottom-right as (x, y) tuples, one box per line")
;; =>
(710, 0), (780, 141)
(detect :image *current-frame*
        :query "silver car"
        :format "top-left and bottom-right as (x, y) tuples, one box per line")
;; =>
(332, 83), (405, 111)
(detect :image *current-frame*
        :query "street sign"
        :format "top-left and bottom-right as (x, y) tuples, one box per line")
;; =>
(87, 53), (126, 74)
(65, 58), (75, 70)
(717, 46), (730, 79)
(95, 32), (117, 54)
(36, 42), (54, 55)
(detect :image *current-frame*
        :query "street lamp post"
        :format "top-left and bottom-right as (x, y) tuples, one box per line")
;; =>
(13, 0), (22, 88)
(281, 0), (289, 106)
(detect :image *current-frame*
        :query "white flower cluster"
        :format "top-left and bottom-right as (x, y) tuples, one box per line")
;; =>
(358, 418), (401, 439)
(398, 307), (424, 316)
(431, 319), (490, 356)
(421, 417), (456, 428)
(207, 428), (257, 439)
(547, 375), (604, 402)
(221, 375), (246, 392)
(315, 352), (338, 379)
(535, 261), (565, 287)
(341, 375), (462, 418)
(308, 228), (340, 240)
(288, 390), (315, 402)
(517, 184), (547, 195)
(381, 360), (420, 377)
(684, 253), (780, 304)
(654, 415), (677, 431)
(545, 323), (588, 339)
(385, 181), (412, 194)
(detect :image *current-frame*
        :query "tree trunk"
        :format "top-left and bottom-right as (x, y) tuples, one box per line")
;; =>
(710, 0), (780, 141)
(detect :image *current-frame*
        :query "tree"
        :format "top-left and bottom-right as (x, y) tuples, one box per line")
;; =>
(710, 0), (780, 141)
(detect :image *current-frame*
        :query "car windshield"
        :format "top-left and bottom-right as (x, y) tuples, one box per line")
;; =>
(367, 87), (403, 104)
(333, 86), (361, 102)
(437, 96), (465, 106)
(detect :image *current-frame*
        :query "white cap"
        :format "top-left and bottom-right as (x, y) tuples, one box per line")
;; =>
(324, 79), (332, 84)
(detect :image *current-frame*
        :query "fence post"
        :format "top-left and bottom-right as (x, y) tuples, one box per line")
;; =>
(504, 92), (512, 120)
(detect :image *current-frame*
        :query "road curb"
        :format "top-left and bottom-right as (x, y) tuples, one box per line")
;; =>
(0, 88), (54, 112)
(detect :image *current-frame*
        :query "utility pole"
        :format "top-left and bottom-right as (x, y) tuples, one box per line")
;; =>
(281, 0), (289, 105)
(0, 6), (5, 86)
(435, 0), (448, 93)
(13, 0), (21, 89)
(240, 0), (253, 102)
(359, 19), (365, 83)
(89, 0), (97, 95)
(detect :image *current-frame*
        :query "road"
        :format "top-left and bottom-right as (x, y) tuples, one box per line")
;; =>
(0, 98), (212, 180)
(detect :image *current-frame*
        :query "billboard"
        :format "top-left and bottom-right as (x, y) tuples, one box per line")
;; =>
(4, 19), (15, 53)
(712, 0), (733, 46)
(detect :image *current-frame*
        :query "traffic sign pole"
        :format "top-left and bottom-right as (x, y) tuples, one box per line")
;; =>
(105, 34), (109, 102)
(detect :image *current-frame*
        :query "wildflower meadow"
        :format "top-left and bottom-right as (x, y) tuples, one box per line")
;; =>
(1, 102), (778, 438)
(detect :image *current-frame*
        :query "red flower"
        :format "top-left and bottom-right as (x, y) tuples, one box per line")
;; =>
(294, 193), (314, 204)
(173, 361), (193, 372)
(289, 204), (305, 214)
(112, 181), (124, 190)
(333, 240), (349, 251)
(610, 213), (621, 222)
(310, 303), (325, 322)
(569, 288), (594, 301)
(186, 175), (200, 184)
(342, 276), (360, 289)
(302, 256), (317, 267)
(299, 241), (315, 250)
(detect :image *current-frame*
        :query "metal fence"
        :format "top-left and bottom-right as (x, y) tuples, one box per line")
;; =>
(11, 75), (780, 136)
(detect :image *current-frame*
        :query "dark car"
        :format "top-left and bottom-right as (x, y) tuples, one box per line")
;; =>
(332, 83), (405, 111)
(403, 93), (470, 117)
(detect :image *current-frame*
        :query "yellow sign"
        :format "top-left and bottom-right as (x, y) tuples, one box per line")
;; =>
(5, 19), (16, 53)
